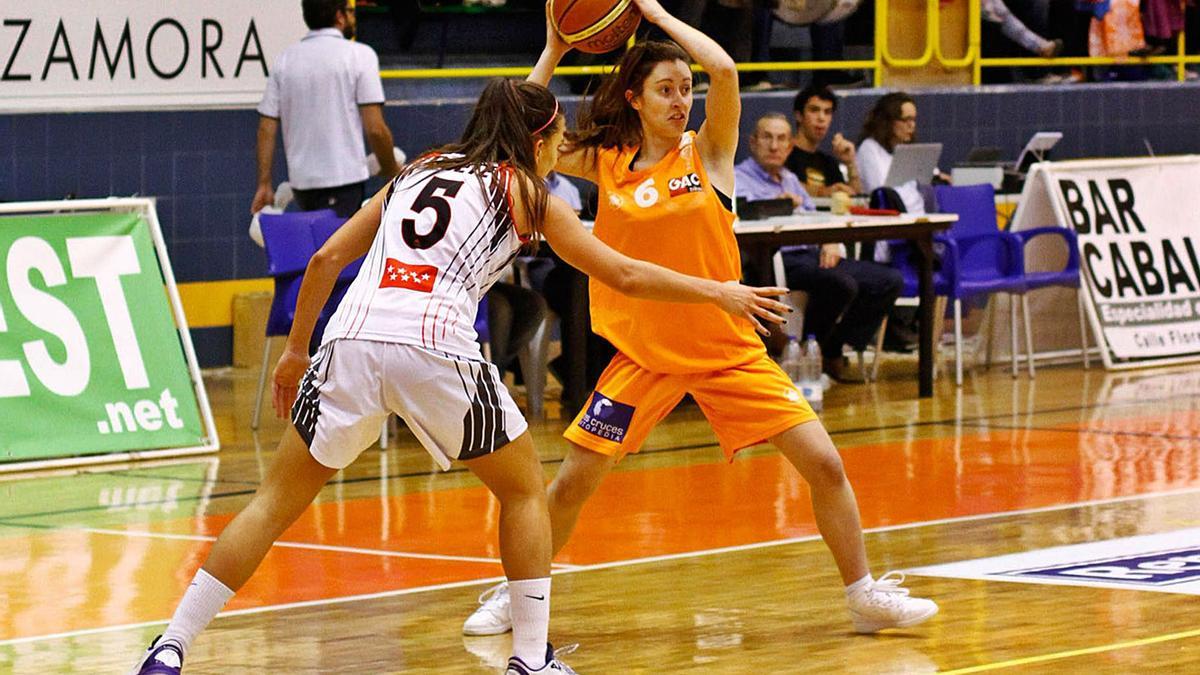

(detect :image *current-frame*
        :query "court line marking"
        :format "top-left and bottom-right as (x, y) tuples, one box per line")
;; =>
(0, 524), (584, 570)
(939, 627), (1200, 673)
(6, 483), (1200, 648)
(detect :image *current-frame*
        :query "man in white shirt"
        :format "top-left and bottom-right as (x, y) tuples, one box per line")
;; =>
(251, 0), (399, 217)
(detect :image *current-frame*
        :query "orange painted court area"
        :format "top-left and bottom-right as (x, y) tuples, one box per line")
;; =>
(4, 411), (1199, 643)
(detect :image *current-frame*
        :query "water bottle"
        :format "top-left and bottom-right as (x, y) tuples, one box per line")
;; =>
(780, 336), (803, 385)
(800, 334), (823, 412)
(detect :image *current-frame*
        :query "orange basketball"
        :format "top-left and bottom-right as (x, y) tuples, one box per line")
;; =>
(551, 0), (642, 54)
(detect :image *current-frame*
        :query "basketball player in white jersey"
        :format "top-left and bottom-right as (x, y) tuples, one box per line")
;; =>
(131, 79), (791, 675)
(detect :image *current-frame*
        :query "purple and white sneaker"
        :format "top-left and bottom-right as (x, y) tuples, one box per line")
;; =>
(130, 635), (184, 675)
(505, 643), (577, 674)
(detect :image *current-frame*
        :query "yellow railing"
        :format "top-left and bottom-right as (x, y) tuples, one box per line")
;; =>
(381, 1), (1195, 85)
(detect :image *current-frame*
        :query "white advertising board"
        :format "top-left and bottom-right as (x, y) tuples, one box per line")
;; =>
(0, 1), (308, 112)
(1013, 157), (1200, 369)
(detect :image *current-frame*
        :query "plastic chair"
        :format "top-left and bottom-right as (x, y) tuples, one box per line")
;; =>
(889, 184), (1028, 386)
(771, 248), (887, 381)
(1011, 224), (1090, 374)
(251, 209), (360, 430)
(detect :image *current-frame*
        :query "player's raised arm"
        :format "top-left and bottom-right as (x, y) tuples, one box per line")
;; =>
(632, 0), (739, 187)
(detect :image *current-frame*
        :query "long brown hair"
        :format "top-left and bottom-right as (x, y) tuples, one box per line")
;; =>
(573, 40), (691, 150)
(859, 92), (916, 152)
(401, 78), (561, 244)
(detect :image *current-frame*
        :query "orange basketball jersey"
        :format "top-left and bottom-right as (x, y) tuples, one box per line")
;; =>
(590, 131), (766, 374)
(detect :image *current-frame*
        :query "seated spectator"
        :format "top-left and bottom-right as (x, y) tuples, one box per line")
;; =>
(537, 170), (615, 404)
(545, 171), (582, 213)
(486, 282), (548, 381)
(736, 113), (903, 381)
(735, 113), (815, 212)
(856, 92), (926, 216)
(786, 85), (863, 197)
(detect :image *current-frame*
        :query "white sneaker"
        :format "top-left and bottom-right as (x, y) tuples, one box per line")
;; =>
(463, 582), (512, 636)
(847, 572), (938, 634)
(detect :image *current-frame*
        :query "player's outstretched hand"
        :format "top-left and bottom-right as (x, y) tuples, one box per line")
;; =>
(716, 282), (790, 336)
(272, 347), (310, 419)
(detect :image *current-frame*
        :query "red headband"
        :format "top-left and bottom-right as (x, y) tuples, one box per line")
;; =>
(531, 99), (560, 136)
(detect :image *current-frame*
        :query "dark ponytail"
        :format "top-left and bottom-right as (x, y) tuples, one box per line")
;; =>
(573, 40), (690, 150)
(402, 78), (561, 245)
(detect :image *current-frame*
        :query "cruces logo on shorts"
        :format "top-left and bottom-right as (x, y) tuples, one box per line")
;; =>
(668, 172), (703, 197)
(577, 391), (635, 443)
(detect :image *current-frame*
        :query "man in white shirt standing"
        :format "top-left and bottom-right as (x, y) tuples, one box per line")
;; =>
(251, 0), (399, 217)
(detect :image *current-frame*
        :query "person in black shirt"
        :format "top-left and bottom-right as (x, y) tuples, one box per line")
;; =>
(785, 85), (863, 197)
(779, 86), (903, 376)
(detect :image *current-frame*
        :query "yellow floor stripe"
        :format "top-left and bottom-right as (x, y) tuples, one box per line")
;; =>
(941, 627), (1200, 673)
(177, 278), (272, 328)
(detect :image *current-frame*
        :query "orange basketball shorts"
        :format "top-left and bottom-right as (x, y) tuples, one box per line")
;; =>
(562, 351), (819, 460)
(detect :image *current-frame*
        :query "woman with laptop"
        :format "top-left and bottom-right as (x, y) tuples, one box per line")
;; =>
(856, 92), (934, 216)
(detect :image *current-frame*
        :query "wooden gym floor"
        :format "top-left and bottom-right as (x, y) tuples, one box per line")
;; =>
(3, 361), (1200, 673)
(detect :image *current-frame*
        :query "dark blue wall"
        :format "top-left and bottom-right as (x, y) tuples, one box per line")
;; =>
(2, 81), (1198, 365)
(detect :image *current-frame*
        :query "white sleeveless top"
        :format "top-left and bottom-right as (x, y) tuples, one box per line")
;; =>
(322, 160), (524, 360)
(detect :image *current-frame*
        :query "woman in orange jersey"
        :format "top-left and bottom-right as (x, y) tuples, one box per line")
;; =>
(462, 0), (938, 639)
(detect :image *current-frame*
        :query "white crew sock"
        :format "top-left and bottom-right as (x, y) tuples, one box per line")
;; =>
(508, 577), (552, 669)
(845, 573), (874, 598)
(159, 568), (235, 656)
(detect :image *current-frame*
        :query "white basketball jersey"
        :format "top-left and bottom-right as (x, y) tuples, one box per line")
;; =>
(323, 161), (524, 359)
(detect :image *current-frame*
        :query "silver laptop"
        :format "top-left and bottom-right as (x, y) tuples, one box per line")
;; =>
(884, 142), (943, 187)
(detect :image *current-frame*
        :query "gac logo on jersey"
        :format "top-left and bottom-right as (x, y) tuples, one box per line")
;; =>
(668, 172), (703, 197)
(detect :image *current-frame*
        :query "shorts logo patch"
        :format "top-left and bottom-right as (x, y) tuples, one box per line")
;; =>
(577, 391), (634, 443)
(668, 172), (703, 197)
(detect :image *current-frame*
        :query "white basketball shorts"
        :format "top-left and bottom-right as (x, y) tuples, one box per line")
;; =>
(290, 339), (528, 470)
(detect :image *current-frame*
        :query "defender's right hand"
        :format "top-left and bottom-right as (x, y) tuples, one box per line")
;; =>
(716, 282), (790, 336)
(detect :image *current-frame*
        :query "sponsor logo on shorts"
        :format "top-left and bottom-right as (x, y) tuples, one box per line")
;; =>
(668, 172), (703, 197)
(1005, 547), (1200, 586)
(577, 391), (634, 443)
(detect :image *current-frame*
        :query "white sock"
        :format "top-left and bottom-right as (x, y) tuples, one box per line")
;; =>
(160, 568), (235, 656)
(845, 574), (874, 597)
(508, 577), (551, 669)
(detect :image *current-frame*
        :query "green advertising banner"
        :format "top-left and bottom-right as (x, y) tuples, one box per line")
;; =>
(0, 211), (210, 465)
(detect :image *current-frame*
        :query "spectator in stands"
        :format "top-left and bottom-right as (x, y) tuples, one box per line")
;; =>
(482, 172), (586, 383)
(786, 85), (863, 197)
(251, 0), (399, 218)
(856, 92), (926, 216)
(540, 171), (616, 403)
(545, 171), (582, 212)
(983, 0), (1063, 57)
(735, 113), (815, 211)
(736, 113), (903, 380)
(487, 282), (548, 381)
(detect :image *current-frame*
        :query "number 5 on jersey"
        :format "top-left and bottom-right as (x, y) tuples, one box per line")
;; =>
(402, 176), (464, 249)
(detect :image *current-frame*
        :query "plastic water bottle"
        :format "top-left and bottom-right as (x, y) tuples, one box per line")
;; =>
(800, 334), (823, 412)
(781, 336), (803, 385)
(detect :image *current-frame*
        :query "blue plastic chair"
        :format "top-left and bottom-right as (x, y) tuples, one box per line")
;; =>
(1010, 223), (1089, 375)
(252, 209), (361, 429)
(889, 184), (1028, 385)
